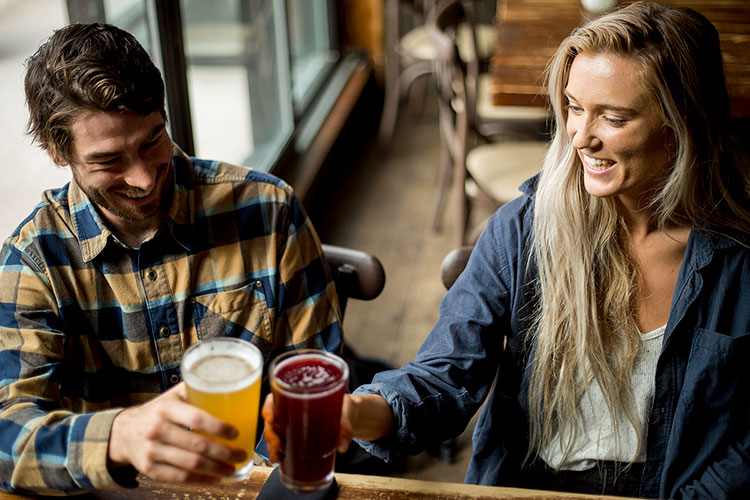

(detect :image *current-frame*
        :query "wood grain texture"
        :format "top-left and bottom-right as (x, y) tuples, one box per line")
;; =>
(491, 0), (750, 116)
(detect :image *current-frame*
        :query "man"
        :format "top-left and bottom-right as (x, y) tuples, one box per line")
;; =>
(0, 23), (342, 494)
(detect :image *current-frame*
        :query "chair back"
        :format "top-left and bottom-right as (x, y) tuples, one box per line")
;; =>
(440, 245), (473, 289)
(428, 0), (483, 141)
(322, 244), (386, 317)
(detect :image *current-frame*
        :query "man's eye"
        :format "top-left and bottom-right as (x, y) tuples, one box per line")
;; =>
(145, 132), (164, 148)
(96, 158), (119, 167)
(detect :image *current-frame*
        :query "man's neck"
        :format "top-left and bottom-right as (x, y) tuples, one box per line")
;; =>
(100, 210), (163, 248)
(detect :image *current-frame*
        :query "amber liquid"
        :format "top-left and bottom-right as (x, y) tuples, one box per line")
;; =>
(184, 351), (262, 481)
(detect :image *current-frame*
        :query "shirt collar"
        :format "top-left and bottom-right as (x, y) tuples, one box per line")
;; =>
(71, 144), (196, 262)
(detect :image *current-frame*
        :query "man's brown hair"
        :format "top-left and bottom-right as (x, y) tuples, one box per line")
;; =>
(24, 23), (166, 164)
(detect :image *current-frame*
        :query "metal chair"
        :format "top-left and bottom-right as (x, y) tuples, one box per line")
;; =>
(427, 0), (549, 246)
(379, 0), (497, 148)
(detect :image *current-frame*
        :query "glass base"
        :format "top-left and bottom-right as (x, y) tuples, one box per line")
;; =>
(279, 469), (334, 493)
(222, 460), (254, 483)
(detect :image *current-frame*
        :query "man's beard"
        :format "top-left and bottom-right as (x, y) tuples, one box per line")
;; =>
(74, 165), (171, 224)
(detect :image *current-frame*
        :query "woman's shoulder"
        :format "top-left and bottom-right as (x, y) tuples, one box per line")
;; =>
(484, 174), (538, 240)
(693, 221), (750, 253)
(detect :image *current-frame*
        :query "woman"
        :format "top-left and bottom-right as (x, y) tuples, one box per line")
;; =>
(264, 2), (750, 498)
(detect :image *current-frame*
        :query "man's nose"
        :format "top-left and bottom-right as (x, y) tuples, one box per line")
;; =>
(123, 157), (157, 191)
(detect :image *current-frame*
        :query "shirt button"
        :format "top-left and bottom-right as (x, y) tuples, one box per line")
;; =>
(169, 374), (180, 384)
(147, 270), (157, 281)
(160, 326), (170, 338)
(255, 280), (263, 288)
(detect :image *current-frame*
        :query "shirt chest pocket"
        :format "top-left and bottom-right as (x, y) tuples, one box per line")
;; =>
(191, 281), (271, 343)
(680, 328), (750, 410)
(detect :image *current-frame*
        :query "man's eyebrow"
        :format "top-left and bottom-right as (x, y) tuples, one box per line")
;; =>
(83, 150), (119, 162)
(564, 91), (637, 113)
(82, 122), (166, 162)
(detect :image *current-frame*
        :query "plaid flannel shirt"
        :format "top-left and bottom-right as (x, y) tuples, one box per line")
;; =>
(0, 147), (342, 494)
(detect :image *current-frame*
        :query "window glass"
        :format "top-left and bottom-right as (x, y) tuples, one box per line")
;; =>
(286, 0), (338, 115)
(181, 0), (293, 170)
(70, 0), (338, 172)
(102, 0), (153, 53)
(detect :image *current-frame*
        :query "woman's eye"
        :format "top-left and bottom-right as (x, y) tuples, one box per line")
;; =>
(604, 116), (627, 126)
(566, 104), (583, 113)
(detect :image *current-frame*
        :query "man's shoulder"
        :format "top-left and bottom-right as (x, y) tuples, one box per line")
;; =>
(2, 185), (75, 264)
(184, 156), (292, 194)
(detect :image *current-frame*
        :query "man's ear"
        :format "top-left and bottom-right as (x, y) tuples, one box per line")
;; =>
(47, 149), (68, 167)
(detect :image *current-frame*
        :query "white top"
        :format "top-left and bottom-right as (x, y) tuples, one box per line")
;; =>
(540, 325), (666, 470)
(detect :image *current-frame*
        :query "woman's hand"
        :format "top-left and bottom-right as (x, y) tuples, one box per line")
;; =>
(261, 393), (394, 463)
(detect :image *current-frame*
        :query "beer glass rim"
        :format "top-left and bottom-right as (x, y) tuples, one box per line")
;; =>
(270, 349), (349, 396)
(181, 337), (262, 393)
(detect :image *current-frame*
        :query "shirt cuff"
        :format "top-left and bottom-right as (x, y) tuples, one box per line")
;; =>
(352, 383), (418, 461)
(81, 408), (135, 490)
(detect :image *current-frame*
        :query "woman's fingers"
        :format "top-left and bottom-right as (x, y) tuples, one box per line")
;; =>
(261, 394), (282, 463)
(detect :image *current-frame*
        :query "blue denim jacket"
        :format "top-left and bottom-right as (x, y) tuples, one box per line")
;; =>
(354, 176), (750, 499)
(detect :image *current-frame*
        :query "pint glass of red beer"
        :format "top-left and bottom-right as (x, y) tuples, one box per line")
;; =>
(269, 349), (349, 492)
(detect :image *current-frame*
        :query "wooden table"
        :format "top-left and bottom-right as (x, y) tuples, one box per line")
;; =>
(491, 0), (750, 117)
(0, 466), (645, 499)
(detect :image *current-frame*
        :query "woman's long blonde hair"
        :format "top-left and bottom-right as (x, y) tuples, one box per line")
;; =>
(527, 1), (750, 465)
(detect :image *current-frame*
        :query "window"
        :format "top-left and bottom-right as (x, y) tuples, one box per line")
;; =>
(180, 0), (293, 170)
(286, 0), (338, 116)
(68, 0), (339, 172)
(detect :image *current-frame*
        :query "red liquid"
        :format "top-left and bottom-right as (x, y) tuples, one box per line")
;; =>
(273, 356), (346, 489)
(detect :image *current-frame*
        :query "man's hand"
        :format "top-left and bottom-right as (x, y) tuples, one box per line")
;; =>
(108, 382), (247, 483)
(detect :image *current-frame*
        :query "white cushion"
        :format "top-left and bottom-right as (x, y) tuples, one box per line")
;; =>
(466, 141), (548, 202)
(400, 23), (496, 62)
(400, 26), (437, 60)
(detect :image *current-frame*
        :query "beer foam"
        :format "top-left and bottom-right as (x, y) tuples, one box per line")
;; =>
(273, 353), (347, 398)
(279, 361), (340, 388)
(193, 354), (253, 383)
(182, 339), (262, 393)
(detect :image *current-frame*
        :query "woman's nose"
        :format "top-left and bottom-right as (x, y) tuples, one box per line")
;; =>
(569, 116), (600, 151)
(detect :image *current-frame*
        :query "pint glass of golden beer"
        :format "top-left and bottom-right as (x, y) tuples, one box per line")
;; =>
(180, 337), (263, 481)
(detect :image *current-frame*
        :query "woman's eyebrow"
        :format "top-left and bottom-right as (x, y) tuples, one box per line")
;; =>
(564, 91), (637, 113)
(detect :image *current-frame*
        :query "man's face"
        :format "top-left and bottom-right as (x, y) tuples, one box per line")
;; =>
(63, 110), (173, 235)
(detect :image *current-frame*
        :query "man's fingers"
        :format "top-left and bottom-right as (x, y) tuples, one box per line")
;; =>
(162, 423), (247, 464)
(139, 458), (227, 484)
(161, 399), (239, 441)
(146, 441), (239, 479)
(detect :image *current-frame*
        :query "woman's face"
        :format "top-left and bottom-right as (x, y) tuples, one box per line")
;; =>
(565, 52), (674, 210)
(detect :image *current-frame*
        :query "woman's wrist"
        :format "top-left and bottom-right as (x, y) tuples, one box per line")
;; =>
(348, 393), (394, 442)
